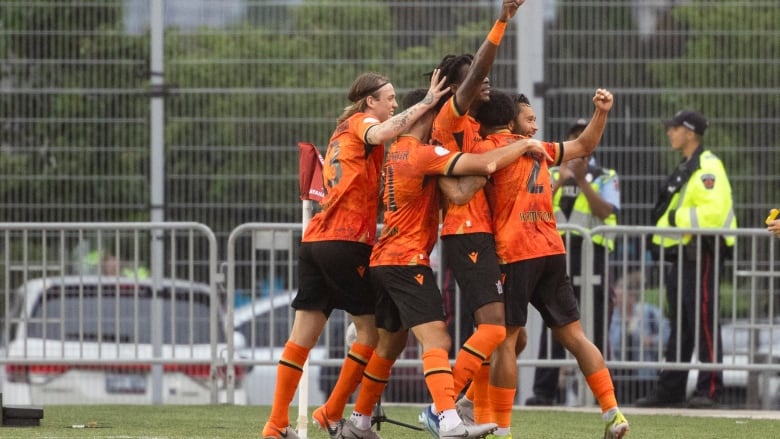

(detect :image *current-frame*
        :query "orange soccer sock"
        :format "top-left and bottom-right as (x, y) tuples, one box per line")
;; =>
(452, 324), (506, 395)
(353, 353), (394, 416)
(267, 341), (310, 428)
(471, 360), (492, 423)
(422, 348), (456, 412)
(586, 368), (618, 413)
(323, 342), (374, 421)
(488, 384), (516, 429)
(465, 378), (477, 401)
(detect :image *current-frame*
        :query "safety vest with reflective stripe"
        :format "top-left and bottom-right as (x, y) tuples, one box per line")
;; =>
(551, 167), (618, 251)
(652, 148), (737, 248)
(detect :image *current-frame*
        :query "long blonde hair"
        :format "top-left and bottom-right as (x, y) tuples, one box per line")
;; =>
(336, 72), (390, 125)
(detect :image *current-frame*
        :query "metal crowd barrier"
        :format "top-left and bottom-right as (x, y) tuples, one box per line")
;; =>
(2, 222), (778, 408)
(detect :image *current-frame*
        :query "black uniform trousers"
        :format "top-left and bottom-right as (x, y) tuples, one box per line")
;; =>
(655, 246), (723, 402)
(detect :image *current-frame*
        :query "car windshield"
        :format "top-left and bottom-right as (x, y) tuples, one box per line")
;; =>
(26, 284), (223, 344)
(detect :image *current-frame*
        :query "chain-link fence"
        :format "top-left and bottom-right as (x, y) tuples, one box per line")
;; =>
(2, 0), (779, 241)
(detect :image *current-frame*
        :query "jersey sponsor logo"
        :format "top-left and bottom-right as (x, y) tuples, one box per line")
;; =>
(356, 265), (366, 278)
(414, 273), (424, 285)
(434, 146), (450, 156)
(468, 251), (479, 264)
(701, 173), (716, 189)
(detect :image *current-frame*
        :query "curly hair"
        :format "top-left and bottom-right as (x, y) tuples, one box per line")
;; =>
(425, 53), (474, 112)
(402, 88), (428, 109)
(512, 93), (531, 107)
(474, 90), (517, 129)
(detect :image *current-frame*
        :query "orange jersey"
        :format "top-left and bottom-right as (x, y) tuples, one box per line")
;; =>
(472, 132), (566, 264)
(431, 96), (492, 236)
(370, 135), (463, 267)
(303, 112), (384, 244)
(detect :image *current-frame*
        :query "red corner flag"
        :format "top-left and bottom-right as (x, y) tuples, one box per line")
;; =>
(298, 142), (325, 202)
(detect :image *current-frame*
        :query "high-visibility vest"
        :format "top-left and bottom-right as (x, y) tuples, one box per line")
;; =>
(652, 148), (737, 248)
(551, 166), (619, 251)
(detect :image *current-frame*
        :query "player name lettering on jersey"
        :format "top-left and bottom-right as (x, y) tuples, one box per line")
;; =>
(518, 211), (555, 223)
(387, 150), (409, 161)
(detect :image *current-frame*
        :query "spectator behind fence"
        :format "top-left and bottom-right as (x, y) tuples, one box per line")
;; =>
(637, 110), (737, 409)
(609, 271), (669, 402)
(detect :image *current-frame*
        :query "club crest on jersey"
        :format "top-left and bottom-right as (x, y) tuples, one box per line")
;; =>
(434, 146), (450, 156)
(701, 173), (716, 189)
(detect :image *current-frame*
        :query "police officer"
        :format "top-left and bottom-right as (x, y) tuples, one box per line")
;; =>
(636, 110), (737, 408)
(525, 119), (620, 406)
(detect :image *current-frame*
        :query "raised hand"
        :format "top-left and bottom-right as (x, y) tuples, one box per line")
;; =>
(422, 68), (448, 107)
(592, 88), (614, 113)
(500, 0), (526, 22)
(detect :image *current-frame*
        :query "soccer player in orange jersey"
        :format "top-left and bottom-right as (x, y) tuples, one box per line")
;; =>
(338, 87), (549, 439)
(262, 71), (448, 439)
(417, 1), (526, 435)
(469, 89), (629, 439)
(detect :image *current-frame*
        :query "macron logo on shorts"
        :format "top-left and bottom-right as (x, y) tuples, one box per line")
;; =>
(356, 265), (366, 277)
(468, 252), (479, 264)
(414, 273), (424, 285)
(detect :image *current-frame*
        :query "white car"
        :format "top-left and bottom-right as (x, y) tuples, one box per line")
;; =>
(0, 276), (245, 405)
(233, 292), (332, 406)
(234, 291), (431, 406)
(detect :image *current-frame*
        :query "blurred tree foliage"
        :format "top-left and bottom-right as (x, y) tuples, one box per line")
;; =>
(647, 2), (780, 226)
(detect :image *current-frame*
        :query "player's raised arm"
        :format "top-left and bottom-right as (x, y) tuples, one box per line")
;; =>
(561, 88), (614, 162)
(453, 0), (525, 113)
(365, 69), (447, 145)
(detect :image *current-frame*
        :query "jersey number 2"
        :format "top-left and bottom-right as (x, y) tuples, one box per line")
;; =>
(526, 159), (544, 193)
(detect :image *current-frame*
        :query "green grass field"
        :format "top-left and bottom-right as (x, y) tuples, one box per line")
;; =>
(1, 404), (778, 438)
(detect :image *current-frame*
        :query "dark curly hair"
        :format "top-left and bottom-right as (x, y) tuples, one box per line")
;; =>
(402, 88), (428, 109)
(474, 90), (517, 129)
(425, 53), (474, 112)
(512, 93), (530, 106)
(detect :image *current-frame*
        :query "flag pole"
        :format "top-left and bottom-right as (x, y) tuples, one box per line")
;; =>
(296, 142), (325, 439)
(297, 197), (313, 439)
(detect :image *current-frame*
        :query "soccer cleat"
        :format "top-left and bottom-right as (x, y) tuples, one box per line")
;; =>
(312, 405), (342, 438)
(603, 410), (629, 439)
(418, 404), (440, 438)
(340, 419), (382, 439)
(439, 421), (498, 439)
(456, 397), (475, 425)
(262, 422), (300, 439)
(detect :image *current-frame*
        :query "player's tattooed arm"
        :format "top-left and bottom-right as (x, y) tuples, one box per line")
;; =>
(364, 69), (447, 145)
